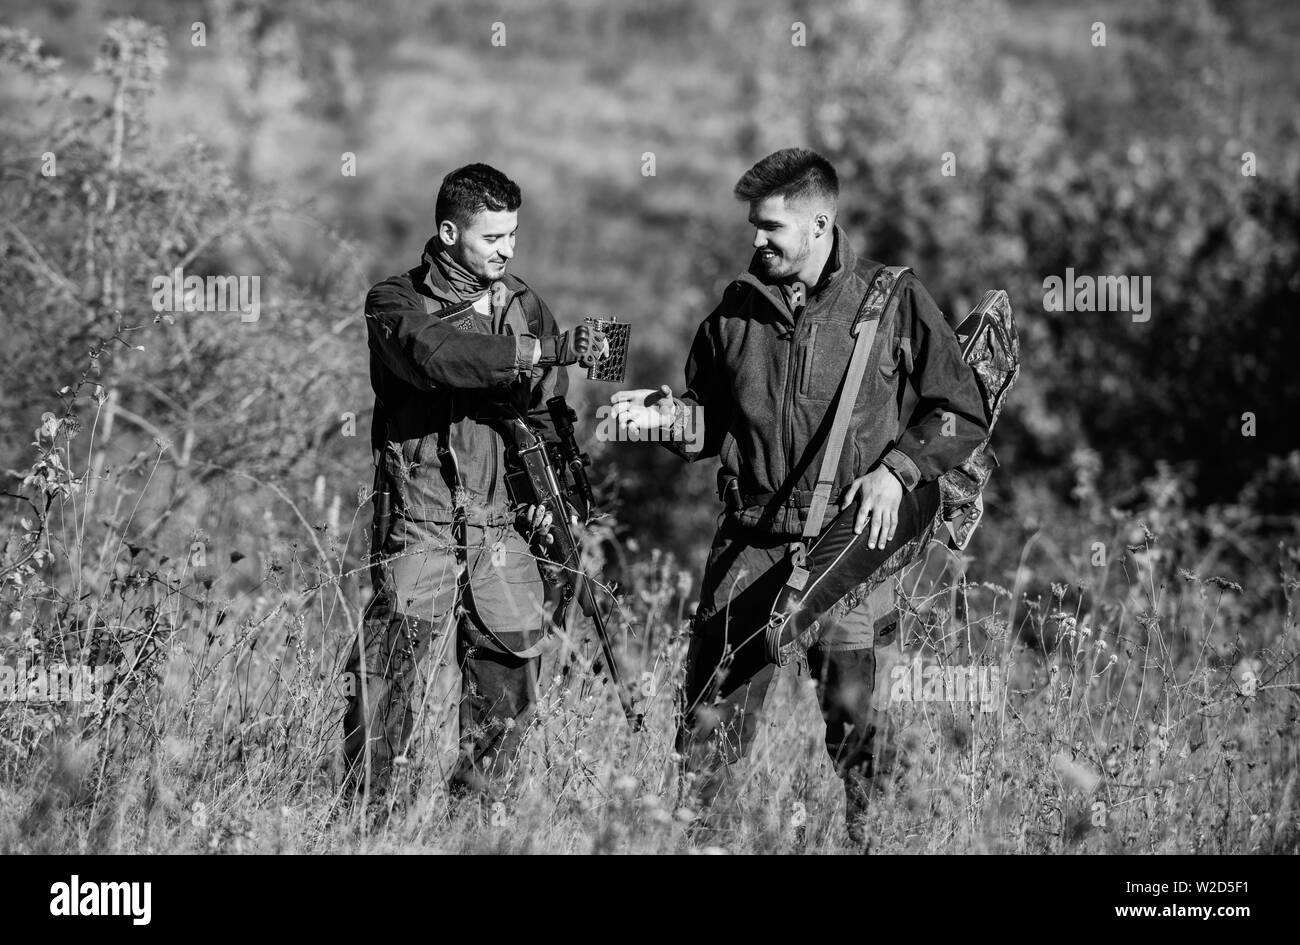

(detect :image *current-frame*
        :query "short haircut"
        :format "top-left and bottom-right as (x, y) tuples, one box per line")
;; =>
(435, 163), (522, 229)
(733, 148), (839, 210)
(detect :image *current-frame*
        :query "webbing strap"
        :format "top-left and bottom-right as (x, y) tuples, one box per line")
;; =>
(800, 266), (910, 542)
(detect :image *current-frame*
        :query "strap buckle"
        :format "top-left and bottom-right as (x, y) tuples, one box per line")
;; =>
(719, 475), (743, 511)
(787, 541), (809, 589)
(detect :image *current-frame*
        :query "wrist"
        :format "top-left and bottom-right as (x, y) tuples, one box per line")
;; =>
(665, 397), (691, 441)
(881, 448), (920, 492)
(515, 335), (540, 373)
(536, 333), (566, 367)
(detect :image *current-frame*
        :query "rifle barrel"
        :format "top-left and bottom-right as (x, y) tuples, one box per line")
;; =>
(510, 414), (641, 731)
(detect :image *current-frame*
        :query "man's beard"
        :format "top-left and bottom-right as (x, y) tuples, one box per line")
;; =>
(460, 258), (504, 284)
(760, 234), (811, 280)
(435, 245), (495, 300)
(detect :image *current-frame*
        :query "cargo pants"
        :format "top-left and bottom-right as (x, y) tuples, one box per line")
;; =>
(678, 520), (900, 828)
(342, 512), (552, 804)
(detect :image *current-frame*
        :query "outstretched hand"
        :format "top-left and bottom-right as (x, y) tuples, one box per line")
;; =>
(610, 385), (675, 438)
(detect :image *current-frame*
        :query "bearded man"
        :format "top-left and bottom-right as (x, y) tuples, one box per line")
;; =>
(343, 163), (606, 806)
(612, 148), (988, 842)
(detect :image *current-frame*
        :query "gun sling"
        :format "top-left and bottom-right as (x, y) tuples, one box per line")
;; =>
(764, 266), (940, 665)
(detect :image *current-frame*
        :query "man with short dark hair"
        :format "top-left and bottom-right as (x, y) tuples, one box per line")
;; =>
(343, 163), (605, 808)
(613, 148), (988, 842)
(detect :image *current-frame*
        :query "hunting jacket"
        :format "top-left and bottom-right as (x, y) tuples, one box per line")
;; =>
(364, 238), (568, 542)
(675, 225), (989, 537)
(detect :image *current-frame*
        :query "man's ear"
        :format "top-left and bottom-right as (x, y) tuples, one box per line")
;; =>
(813, 211), (832, 238)
(437, 219), (458, 247)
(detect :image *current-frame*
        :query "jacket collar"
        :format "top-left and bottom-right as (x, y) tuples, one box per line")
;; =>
(736, 224), (855, 329)
(419, 236), (527, 306)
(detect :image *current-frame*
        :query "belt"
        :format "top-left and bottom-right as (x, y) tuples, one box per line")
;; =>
(720, 480), (845, 513)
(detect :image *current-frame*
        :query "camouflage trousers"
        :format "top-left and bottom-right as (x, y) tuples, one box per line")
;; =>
(341, 518), (551, 804)
(341, 593), (541, 804)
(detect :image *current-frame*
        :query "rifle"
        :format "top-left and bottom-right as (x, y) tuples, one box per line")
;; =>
(500, 396), (643, 731)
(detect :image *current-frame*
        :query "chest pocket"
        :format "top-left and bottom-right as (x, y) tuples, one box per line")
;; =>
(799, 315), (908, 402)
(798, 310), (914, 407)
(799, 322), (854, 402)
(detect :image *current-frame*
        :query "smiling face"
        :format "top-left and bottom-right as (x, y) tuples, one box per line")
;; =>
(747, 194), (830, 283)
(439, 208), (518, 282)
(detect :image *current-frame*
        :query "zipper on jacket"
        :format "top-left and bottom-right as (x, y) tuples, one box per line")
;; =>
(799, 323), (818, 397)
(779, 324), (797, 506)
(768, 285), (803, 517)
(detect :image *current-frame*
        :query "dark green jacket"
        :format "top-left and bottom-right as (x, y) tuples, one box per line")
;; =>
(364, 238), (568, 531)
(677, 226), (988, 536)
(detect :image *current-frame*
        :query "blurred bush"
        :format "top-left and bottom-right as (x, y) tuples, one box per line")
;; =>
(751, 0), (1300, 508)
(2, 0), (1298, 575)
(1, 19), (367, 551)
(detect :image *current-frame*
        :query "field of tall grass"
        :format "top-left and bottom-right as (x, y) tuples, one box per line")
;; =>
(3, 339), (1295, 854)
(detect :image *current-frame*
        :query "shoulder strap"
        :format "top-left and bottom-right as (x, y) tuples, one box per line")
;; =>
(801, 265), (910, 541)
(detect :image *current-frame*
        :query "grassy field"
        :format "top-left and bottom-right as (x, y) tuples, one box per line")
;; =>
(3, 397), (1296, 854)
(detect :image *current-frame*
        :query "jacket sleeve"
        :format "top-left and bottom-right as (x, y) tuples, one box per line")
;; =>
(880, 274), (990, 490)
(364, 277), (532, 390)
(523, 294), (570, 445)
(665, 300), (733, 462)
